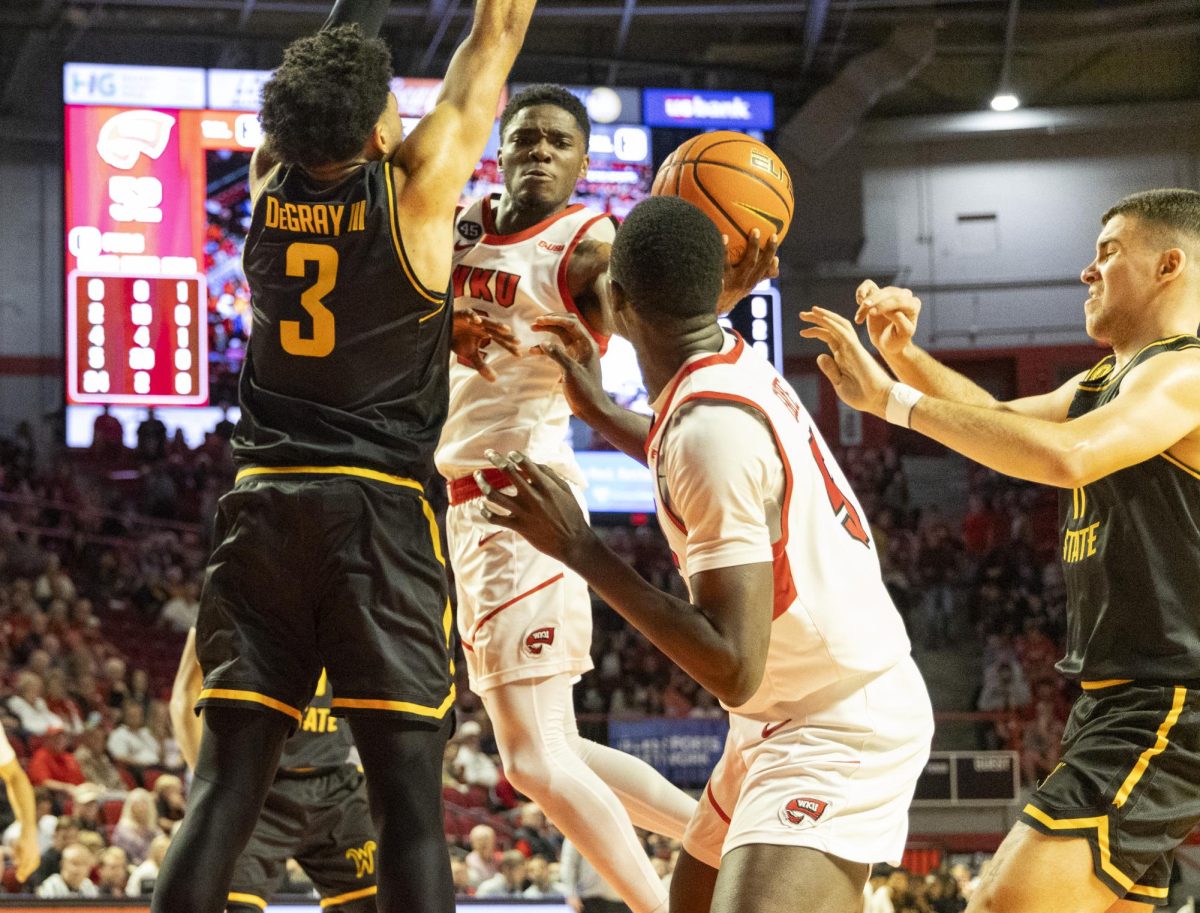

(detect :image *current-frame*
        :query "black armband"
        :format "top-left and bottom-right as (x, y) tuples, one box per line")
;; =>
(321, 0), (390, 38)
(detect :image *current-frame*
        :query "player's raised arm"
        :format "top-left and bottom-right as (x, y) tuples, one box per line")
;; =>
(393, 0), (536, 222)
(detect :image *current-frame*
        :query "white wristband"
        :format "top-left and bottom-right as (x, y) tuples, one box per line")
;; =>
(885, 382), (924, 429)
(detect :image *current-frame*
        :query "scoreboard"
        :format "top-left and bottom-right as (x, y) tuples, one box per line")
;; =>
(67, 273), (205, 404)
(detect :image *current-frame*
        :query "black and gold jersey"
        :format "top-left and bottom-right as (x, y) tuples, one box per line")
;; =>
(1058, 334), (1200, 681)
(233, 160), (452, 482)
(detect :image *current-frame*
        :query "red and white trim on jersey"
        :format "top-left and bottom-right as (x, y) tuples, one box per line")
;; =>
(646, 330), (912, 718)
(480, 195), (588, 245)
(557, 212), (616, 354)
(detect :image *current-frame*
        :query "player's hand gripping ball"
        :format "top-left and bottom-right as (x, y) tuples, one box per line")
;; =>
(652, 131), (794, 263)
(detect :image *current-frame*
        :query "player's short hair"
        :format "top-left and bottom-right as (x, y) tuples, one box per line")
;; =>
(610, 196), (726, 320)
(500, 83), (590, 146)
(1102, 189), (1200, 249)
(259, 24), (393, 168)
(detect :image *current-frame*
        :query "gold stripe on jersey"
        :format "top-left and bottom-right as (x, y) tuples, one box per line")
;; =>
(383, 163), (448, 306)
(199, 688), (302, 723)
(1080, 335), (1199, 392)
(235, 464), (424, 493)
(228, 892), (268, 909)
(1162, 451), (1200, 480)
(1112, 686), (1187, 808)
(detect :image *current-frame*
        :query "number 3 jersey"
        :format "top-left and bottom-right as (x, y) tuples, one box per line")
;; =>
(646, 331), (915, 720)
(435, 195), (616, 483)
(234, 161), (452, 480)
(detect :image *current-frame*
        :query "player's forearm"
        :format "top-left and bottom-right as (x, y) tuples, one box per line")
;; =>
(168, 698), (202, 770)
(322, 0), (390, 36)
(469, 0), (537, 44)
(885, 343), (999, 408)
(576, 400), (652, 466)
(563, 536), (751, 706)
(904, 395), (1083, 487)
(2, 769), (37, 839)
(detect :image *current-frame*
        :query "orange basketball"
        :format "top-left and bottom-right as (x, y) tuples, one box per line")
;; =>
(651, 131), (793, 263)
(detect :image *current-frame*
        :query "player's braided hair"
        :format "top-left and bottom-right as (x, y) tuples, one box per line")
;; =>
(611, 196), (725, 319)
(500, 84), (591, 145)
(1102, 189), (1200, 247)
(260, 24), (393, 168)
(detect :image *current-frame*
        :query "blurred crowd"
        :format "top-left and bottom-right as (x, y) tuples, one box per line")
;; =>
(0, 415), (1073, 898)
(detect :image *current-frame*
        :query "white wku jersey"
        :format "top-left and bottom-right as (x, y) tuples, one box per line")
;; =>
(435, 194), (617, 482)
(647, 332), (912, 720)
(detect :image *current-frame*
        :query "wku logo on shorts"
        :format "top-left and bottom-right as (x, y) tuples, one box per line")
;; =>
(779, 797), (828, 828)
(523, 625), (556, 657)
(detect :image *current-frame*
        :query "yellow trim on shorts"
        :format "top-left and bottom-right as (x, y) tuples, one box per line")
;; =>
(1080, 679), (1133, 690)
(321, 885), (379, 908)
(235, 464), (424, 493)
(1112, 686), (1187, 808)
(332, 686), (456, 719)
(1022, 804), (1137, 892)
(199, 688), (302, 724)
(228, 892), (268, 909)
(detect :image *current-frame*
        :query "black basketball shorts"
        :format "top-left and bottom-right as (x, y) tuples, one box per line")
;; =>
(227, 765), (377, 912)
(1020, 681), (1200, 905)
(195, 468), (455, 727)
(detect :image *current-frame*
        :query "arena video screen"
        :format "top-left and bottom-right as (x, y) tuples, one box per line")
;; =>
(63, 65), (779, 513)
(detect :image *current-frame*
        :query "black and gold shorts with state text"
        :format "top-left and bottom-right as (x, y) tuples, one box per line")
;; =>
(1020, 680), (1200, 906)
(227, 765), (378, 912)
(195, 468), (455, 726)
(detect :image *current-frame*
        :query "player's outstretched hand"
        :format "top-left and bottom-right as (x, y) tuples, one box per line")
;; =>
(14, 826), (40, 883)
(718, 229), (780, 315)
(853, 280), (920, 359)
(477, 449), (594, 567)
(452, 309), (521, 382)
(530, 314), (609, 421)
(799, 307), (894, 418)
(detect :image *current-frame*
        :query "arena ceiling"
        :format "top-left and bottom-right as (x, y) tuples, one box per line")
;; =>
(2, 0), (1199, 131)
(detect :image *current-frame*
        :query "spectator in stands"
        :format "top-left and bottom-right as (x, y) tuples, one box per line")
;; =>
(72, 721), (125, 795)
(44, 670), (84, 734)
(126, 833), (169, 896)
(34, 554), (76, 605)
(101, 658), (129, 712)
(148, 702), (184, 776)
(1021, 699), (1066, 786)
(69, 783), (104, 840)
(7, 672), (64, 736)
(512, 803), (557, 860)
(159, 579), (200, 632)
(26, 728), (84, 796)
(35, 842), (97, 898)
(96, 846), (129, 897)
(865, 865), (910, 913)
(106, 702), (160, 784)
(454, 720), (499, 791)
(523, 854), (564, 899)
(466, 824), (500, 888)
(152, 775), (185, 833)
(135, 411), (167, 463)
(476, 850), (527, 898)
(23, 812), (73, 887)
(561, 838), (627, 913)
(127, 670), (152, 717)
(976, 659), (1031, 750)
(110, 789), (157, 864)
(91, 407), (124, 458)
(450, 857), (473, 896)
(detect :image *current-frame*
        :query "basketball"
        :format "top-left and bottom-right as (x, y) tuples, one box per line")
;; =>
(651, 131), (794, 263)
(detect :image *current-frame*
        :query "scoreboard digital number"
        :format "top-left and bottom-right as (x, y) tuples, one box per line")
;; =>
(67, 272), (207, 405)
